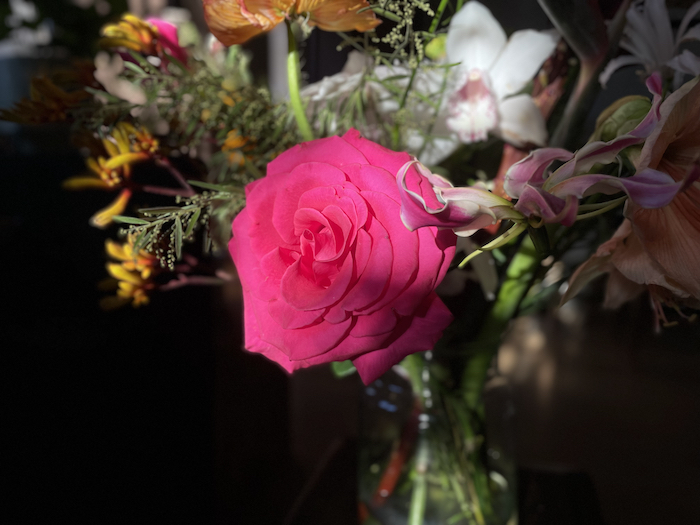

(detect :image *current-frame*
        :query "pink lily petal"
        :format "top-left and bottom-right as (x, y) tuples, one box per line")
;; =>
(398, 160), (520, 234)
(514, 185), (578, 226)
(504, 147), (573, 199)
(549, 167), (682, 208)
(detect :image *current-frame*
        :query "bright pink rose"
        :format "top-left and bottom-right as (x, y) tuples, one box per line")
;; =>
(229, 129), (456, 384)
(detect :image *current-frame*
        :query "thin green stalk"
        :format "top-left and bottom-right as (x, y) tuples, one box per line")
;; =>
(407, 437), (430, 525)
(458, 222), (528, 269)
(392, 67), (418, 149)
(575, 196), (626, 220)
(286, 21), (313, 142)
(429, 0), (451, 33)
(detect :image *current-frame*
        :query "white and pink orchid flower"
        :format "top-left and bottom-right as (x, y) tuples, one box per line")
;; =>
(504, 73), (682, 226)
(600, 0), (700, 89)
(444, 1), (558, 147)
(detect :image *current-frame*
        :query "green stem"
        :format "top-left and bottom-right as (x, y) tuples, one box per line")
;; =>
(407, 437), (430, 525)
(461, 236), (540, 410)
(286, 21), (314, 142)
(428, 0), (451, 33)
(392, 67), (418, 149)
(458, 222), (528, 269)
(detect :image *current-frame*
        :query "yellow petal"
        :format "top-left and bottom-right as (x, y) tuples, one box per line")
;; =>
(89, 189), (132, 229)
(107, 263), (144, 285)
(132, 291), (150, 307)
(98, 38), (143, 51)
(104, 152), (148, 170)
(63, 176), (110, 190)
(105, 239), (129, 261)
(102, 136), (120, 158)
(111, 124), (132, 154)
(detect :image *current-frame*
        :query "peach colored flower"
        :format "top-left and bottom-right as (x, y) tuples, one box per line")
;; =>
(202, 0), (380, 46)
(565, 77), (700, 319)
(624, 76), (700, 302)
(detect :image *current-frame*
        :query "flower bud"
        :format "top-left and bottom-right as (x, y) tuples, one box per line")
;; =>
(591, 96), (652, 142)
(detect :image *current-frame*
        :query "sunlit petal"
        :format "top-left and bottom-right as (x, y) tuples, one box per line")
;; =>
(445, 1), (506, 71)
(300, 0), (381, 32)
(489, 29), (558, 100)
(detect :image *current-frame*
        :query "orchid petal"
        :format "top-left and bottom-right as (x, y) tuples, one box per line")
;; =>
(445, 1), (506, 71)
(504, 147), (573, 199)
(489, 29), (559, 100)
(496, 94), (550, 148)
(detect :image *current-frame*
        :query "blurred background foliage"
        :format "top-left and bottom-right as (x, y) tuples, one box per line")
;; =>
(1, 0), (129, 55)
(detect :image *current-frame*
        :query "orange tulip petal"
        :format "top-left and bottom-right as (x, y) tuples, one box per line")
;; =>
(300, 0), (381, 32)
(203, 0), (293, 46)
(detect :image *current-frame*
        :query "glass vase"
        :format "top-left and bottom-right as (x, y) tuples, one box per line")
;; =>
(358, 350), (517, 525)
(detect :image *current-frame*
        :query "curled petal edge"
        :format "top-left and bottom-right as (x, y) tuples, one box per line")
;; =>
(398, 160), (522, 235)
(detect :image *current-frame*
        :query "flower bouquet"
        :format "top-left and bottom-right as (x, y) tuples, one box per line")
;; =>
(3, 0), (700, 523)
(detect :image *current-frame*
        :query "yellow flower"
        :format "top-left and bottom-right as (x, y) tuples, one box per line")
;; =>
(65, 122), (156, 190)
(100, 14), (161, 56)
(222, 130), (254, 166)
(202, 0), (380, 46)
(0, 76), (89, 124)
(101, 237), (159, 309)
(89, 189), (133, 229)
(63, 122), (157, 228)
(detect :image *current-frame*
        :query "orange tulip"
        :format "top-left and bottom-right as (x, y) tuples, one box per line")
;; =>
(202, 0), (380, 46)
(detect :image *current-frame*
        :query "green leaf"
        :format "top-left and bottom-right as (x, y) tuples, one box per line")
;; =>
(203, 227), (212, 253)
(184, 208), (201, 238)
(188, 180), (236, 192)
(84, 87), (123, 103)
(331, 360), (357, 378)
(112, 215), (151, 225)
(127, 51), (157, 73)
(133, 228), (154, 253)
(123, 61), (146, 76)
(174, 217), (183, 260)
(164, 51), (189, 75)
(138, 206), (183, 214)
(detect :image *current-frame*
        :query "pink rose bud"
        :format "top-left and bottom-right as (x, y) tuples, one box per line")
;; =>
(228, 129), (457, 384)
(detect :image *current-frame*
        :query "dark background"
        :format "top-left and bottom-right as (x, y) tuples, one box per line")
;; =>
(3, 1), (700, 524)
